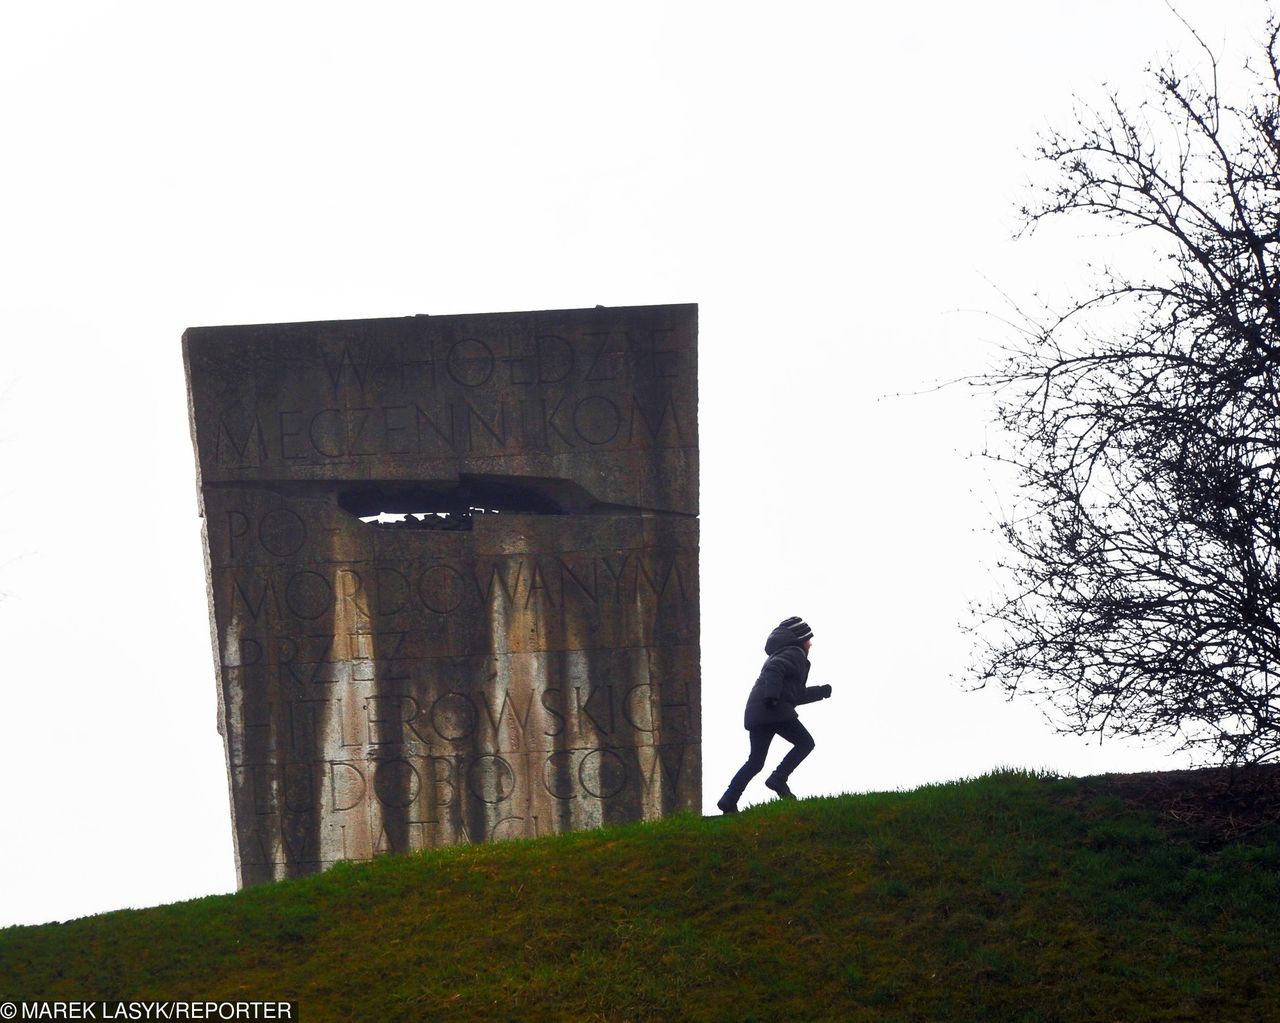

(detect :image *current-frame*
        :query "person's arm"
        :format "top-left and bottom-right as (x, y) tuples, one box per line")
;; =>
(796, 683), (833, 705)
(757, 654), (789, 706)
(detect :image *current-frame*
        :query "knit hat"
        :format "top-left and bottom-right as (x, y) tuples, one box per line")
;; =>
(779, 616), (813, 642)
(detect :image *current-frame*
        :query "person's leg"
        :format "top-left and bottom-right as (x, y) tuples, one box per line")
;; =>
(765, 720), (815, 798)
(718, 726), (776, 813)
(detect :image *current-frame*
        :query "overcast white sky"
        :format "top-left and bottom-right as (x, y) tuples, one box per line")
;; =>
(0, 0), (1270, 928)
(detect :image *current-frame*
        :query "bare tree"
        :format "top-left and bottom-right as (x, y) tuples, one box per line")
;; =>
(971, 16), (1280, 764)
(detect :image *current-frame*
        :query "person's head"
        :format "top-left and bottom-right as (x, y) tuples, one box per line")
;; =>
(779, 616), (814, 649)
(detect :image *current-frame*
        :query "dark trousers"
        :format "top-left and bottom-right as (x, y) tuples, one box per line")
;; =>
(724, 719), (815, 798)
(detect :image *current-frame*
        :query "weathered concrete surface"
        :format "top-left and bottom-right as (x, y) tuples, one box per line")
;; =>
(183, 305), (699, 887)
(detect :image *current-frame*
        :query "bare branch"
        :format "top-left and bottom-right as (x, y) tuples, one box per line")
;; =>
(966, 12), (1280, 766)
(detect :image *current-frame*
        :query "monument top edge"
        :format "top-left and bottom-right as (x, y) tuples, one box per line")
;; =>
(182, 302), (698, 339)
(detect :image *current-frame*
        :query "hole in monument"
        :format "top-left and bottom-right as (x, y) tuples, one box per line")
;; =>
(339, 478), (568, 531)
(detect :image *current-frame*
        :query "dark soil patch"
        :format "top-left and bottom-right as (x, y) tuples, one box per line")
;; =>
(1077, 764), (1280, 846)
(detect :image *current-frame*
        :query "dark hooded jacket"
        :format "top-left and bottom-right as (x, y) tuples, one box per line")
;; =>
(743, 626), (828, 728)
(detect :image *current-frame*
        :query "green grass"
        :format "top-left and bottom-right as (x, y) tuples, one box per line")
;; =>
(3, 769), (1279, 1021)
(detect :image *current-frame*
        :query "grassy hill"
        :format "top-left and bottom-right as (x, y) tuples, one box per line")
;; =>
(2, 768), (1278, 1022)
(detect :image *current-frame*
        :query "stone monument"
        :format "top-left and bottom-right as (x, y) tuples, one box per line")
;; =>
(183, 304), (699, 887)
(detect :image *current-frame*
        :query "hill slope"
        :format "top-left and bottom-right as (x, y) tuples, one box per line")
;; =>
(3, 769), (1279, 1022)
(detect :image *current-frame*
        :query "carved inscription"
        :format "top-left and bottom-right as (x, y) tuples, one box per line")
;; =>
(219, 555), (694, 625)
(207, 328), (692, 470)
(217, 391), (688, 465)
(184, 305), (700, 887)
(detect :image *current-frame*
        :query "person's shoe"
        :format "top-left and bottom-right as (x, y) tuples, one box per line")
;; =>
(717, 794), (739, 815)
(765, 775), (795, 800)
